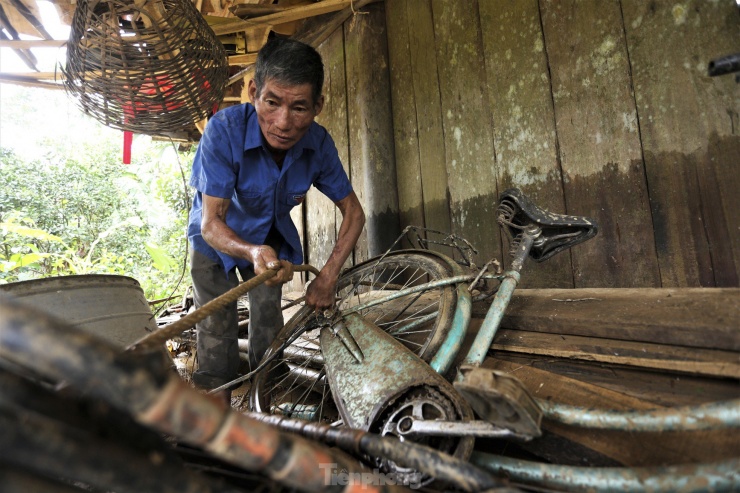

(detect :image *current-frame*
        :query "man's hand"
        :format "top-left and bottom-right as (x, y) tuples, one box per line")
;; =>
(249, 245), (294, 286)
(305, 272), (337, 310)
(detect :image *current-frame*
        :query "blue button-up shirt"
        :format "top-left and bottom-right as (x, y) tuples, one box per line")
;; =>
(188, 103), (353, 274)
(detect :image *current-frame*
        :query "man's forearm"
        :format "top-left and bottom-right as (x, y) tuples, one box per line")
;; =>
(202, 214), (260, 264)
(321, 192), (365, 279)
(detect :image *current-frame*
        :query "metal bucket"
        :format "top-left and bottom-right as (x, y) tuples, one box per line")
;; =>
(0, 275), (155, 349)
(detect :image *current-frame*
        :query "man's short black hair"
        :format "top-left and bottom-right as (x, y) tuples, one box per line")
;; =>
(253, 37), (324, 106)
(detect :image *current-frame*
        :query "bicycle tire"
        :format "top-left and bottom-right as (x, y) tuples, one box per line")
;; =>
(249, 251), (458, 419)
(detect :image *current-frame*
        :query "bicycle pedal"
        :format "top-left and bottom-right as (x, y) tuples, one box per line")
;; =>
(454, 365), (542, 438)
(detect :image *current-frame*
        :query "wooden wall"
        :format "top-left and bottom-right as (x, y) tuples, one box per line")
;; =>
(300, 0), (739, 289)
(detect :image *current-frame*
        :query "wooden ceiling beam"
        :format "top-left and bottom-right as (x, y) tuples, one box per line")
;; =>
(0, 73), (63, 89)
(211, 0), (354, 36)
(228, 52), (258, 66)
(0, 39), (66, 48)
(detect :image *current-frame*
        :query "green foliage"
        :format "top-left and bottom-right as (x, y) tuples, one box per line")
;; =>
(0, 132), (193, 301)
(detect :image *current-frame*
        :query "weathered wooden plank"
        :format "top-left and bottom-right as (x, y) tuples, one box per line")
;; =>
(490, 328), (740, 378)
(406, 0), (452, 246)
(622, 0), (740, 287)
(211, 0), (354, 36)
(478, 0), (572, 289)
(344, 3), (400, 260)
(540, 0), (660, 288)
(494, 353), (740, 408)
(385, 0), (426, 245)
(308, 27), (346, 270)
(430, 0), (501, 265)
(486, 287), (740, 351)
(486, 359), (740, 467)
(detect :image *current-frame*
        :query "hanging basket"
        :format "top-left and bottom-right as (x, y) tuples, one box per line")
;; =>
(62, 0), (229, 135)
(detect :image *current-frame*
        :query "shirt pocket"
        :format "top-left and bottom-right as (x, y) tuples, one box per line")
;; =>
(277, 189), (308, 215)
(234, 188), (271, 213)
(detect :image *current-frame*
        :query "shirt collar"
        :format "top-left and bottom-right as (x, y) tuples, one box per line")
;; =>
(242, 102), (319, 156)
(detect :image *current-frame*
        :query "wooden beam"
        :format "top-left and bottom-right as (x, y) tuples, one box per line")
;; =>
(486, 359), (740, 467)
(0, 39), (66, 48)
(211, 0), (353, 36)
(292, 0), (378, 48)
(483, 287), (740, 351)
(227, 53), (258, 66)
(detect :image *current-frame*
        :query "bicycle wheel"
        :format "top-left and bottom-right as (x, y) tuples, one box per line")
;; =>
(249, 251), (458, 420)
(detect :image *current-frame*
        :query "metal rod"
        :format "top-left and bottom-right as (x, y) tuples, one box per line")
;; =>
(459, 234), (533, 370)
(471, 452), (740, 493)
(341, 274), (487, 316)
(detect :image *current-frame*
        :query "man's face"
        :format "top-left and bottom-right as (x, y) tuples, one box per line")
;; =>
(249, 78), (324, 152)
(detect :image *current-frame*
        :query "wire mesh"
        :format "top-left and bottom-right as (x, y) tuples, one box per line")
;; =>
(62, 0), (229, 135)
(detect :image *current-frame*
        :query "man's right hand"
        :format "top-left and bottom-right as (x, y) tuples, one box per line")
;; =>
(248, 245), (294, 286)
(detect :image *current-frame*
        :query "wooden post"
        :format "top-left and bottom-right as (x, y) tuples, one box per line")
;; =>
(385, 0), (426, 240)
(345, 3), (400, 260)
(431, 0), (502, 264)
(308, 28), (350, 270)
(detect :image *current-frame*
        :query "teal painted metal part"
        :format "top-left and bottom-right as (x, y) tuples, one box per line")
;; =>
(430, 284), (472, 375)
(426, 255), (472, 376)
(538, 398), (740, 431)
(471, 452), (740, 493)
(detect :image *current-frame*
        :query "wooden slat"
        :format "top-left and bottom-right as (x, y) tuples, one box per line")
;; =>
(491, 328), (740, 379)
(211, 0), (353, 36)
(622, 0), (740, 287)
(540, 0), (661, 288)
(486, 359), (740, 467)
(491, 287), (740, 351)
(385, 0), (426, 242)
(406, 0), (452, 251)
(478, 0), (572, 289)
(430, 0), (501, 264)
(344, 3), (400, 259)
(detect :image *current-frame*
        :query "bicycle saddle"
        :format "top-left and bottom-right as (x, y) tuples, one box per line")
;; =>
(497, 188), (598, 262)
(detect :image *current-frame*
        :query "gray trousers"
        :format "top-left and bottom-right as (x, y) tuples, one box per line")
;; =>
(190, 248), (284, 390)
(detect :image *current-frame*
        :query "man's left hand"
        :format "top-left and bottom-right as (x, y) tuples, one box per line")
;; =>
(305, 272), (337, 310)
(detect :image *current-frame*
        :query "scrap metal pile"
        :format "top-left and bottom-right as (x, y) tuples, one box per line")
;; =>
(0, 189), (738, 492)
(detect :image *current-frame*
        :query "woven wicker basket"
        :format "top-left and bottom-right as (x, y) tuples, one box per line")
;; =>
(62, 0), (228, 135)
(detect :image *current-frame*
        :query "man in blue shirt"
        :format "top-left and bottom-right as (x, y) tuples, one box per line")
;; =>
(187, 38), (365, 403)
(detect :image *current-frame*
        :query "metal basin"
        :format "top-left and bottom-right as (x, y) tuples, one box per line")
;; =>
(0, 275), (155, 349)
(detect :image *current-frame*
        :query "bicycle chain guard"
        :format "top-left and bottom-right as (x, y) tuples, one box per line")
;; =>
(454, 365), (542, 439)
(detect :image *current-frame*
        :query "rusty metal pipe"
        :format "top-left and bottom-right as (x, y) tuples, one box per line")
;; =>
(0, 298), (403, 493)
(245, 411), (510, 492)
(538, 398), (740, 432)
(471, 452), (740, 492)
